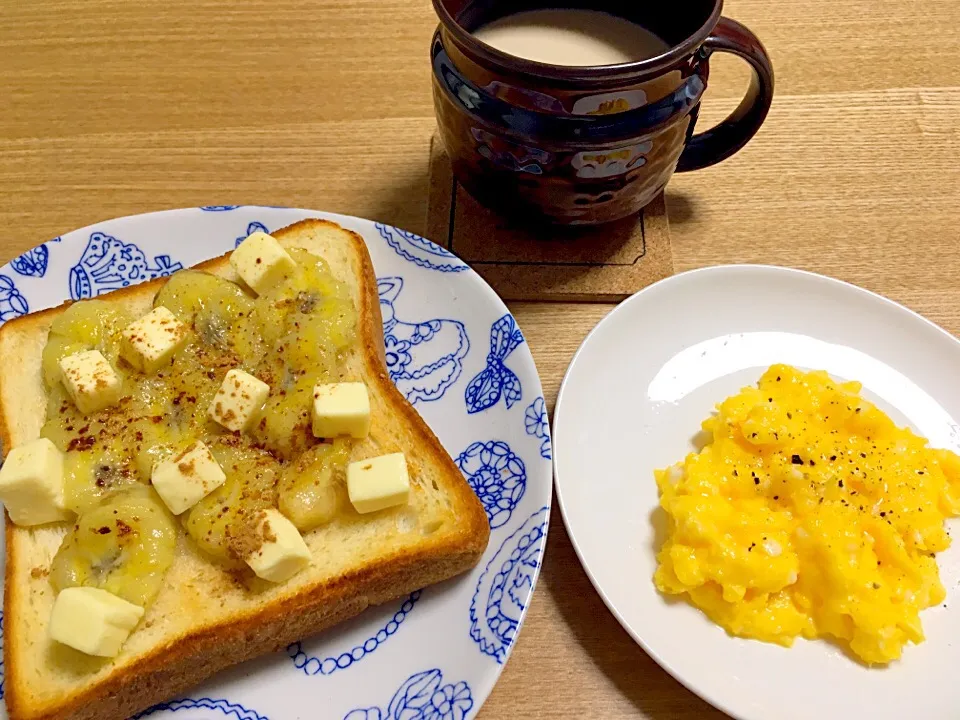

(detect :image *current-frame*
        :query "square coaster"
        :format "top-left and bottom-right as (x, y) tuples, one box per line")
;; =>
(425, 134), (674, 302)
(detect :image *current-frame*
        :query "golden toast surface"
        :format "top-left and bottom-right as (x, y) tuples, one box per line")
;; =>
(0, 219), (490, 720)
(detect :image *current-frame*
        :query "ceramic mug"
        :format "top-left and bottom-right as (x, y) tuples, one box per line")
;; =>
(431, 0), (774, 225)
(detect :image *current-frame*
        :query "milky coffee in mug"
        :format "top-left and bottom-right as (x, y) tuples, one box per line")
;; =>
(471, 9), (670, 67)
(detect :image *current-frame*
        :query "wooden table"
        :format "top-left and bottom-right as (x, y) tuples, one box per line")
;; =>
(1, 0), (958, 717)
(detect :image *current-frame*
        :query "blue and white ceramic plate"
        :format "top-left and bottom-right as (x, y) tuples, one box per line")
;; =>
(0, 207), (553, 720)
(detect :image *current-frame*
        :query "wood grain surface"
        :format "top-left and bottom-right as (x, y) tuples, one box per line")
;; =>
(1, 0), (959, 717)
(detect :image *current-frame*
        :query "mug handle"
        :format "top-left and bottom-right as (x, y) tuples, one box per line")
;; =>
(676, 17), (774, 172)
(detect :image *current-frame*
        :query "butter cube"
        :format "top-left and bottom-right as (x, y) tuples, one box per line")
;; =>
(230, 231), (296, 295)
(312, 382), (371, 439)
(151, 441), (226, 515)
(0, 437), (70, 526)
(120, 306), (188, 373)
(347, 453), (410, 514)
(245, 508), (312, 583)
(49, 587), (144, 657)
(58, 350), (123, 414)
(208, 369), (270, 432)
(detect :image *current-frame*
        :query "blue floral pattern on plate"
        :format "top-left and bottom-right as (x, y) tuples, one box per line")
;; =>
(11, 245), (49, 278)
(379, 276), (469, 404)
(524, 397), (551, 460)
(465, 314), (524, 414)
(200, 205), (241, 211)
(343, 669), (472, 720)
(236, 221), (269, 248)
(469, 506), (549, 663)
(69, 232), (183, 300)
(456, 440), (526, 530)
(0, 275), (29, 323)
(375, 223), (468, 273)
(288, 591), (421, 676)
(131, 697), (268, 719)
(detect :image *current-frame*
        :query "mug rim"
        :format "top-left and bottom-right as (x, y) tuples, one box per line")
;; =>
(431, 0), (724, 82)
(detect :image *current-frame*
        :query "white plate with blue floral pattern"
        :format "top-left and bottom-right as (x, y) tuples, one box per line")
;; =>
(0, 207), (553, 720)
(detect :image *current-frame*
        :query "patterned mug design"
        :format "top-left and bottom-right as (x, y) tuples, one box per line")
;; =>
(572, 141), (653, 179)
(431, 1), (774, 223)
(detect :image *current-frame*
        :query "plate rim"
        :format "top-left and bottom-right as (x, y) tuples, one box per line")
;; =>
(552, 263), (960, 720)
(0, 205), (554, 720)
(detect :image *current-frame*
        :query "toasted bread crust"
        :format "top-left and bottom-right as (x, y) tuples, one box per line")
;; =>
(1, 219), (490, 720)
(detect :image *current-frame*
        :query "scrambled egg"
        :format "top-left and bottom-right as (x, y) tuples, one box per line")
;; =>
(654, 364), (960, 664)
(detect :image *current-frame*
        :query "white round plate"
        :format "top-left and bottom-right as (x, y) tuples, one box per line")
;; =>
(553, 265), (960, 720)
(0, 207), (552, 720)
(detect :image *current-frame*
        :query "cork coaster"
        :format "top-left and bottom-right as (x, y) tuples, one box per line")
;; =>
(425, 134), (674, 302)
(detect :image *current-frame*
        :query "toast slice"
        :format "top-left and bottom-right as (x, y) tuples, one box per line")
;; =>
(0, 219), (490, 720)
